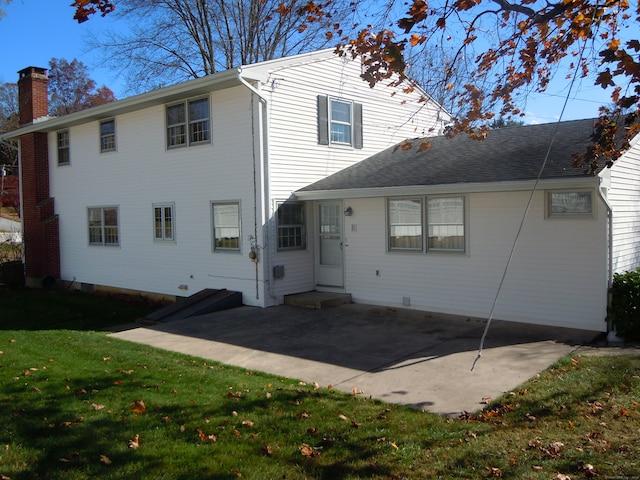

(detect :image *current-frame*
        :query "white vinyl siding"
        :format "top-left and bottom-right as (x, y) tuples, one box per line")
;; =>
(607, 138), (640, 274)
(341, 191), (607, 332)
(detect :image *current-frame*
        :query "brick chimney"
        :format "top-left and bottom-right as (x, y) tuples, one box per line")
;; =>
(17, 66), (61, 285)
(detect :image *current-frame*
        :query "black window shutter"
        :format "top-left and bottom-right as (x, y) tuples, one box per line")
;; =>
(317, 95), (329, 145)
(353, 102), (363, 149)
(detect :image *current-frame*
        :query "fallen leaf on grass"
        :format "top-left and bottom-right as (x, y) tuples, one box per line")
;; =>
(99, 455), (112, 465)
(241, 420), (254, 427)
(128, 434), (140, 449)
(556, 474), (571, 480)
(129, 400), (146, 414)
(92, 403), (105, 411)
(338, 414), (348, 421)
(197, 429), (217, 443)
(486, 466), (502, 477)
(261, 445), (273, 456)
(300, 443), (320, 458)
(615, 407), (630, 418)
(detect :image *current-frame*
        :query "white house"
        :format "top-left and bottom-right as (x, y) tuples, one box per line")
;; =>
(5, 48), (639, 333)
(296, 118), (640, 332)
(3, 49), (448, 305)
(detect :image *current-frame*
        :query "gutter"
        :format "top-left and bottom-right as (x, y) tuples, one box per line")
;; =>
(295, 176), (600, 201)
(236, 71), (276, 301)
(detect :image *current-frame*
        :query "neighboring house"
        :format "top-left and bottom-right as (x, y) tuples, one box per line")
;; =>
(296, 119), (640, 332)
(1, 50), (449, 305)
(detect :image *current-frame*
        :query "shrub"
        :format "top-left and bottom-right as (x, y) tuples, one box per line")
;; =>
(608, 268), (640, 341)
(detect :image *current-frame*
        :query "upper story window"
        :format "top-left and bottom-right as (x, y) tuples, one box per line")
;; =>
(100, 119), (116, 153)
(57, 130), (70, 165)
(166, 97), (210, 148)
(317, 95), (363, 149)
(388, 196), (466, 253)
(88, 206), (119, 246)
(546, 190), (594, 218)
(212, 202), (240, 252)
(153, 203), (175, 241)
(277, 202), (306, 251)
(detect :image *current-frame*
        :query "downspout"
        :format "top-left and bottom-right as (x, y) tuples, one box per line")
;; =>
(236, 72), (277, 301)
(597, 177), (614, 333)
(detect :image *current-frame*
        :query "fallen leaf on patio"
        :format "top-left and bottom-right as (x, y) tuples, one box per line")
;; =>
(128, 434), (140, 449)
(129, 400), (146, 414)
(92, 403), (105, 411)
(197, 429), (217, 443)
(261, 445), (273, 456)
(300, 443), (320, 458)
(100, 455), (112, 465)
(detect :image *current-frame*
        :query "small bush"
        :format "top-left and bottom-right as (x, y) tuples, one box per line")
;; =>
(608, 268), (640, 341)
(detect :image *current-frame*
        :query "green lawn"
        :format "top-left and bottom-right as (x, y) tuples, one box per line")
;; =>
(0, 287), (639, 479)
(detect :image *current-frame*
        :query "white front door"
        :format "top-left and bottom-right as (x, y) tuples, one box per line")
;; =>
(317, 201), (344, 287)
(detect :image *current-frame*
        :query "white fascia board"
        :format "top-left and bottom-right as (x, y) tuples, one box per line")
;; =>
(294, 176), (600, 200)
(239, 48), (337, 80)
(1, 68), (251, 141)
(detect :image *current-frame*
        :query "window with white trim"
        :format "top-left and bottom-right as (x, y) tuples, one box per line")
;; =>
(277, 202), (306, 251)
(212, 202), (240, 251)
(100, 119), (116, 152)
(547, 190), (594, 218)
(388, 196), (466, 253)
(427, 196), (465, 251)
(166, 97), (210, 148)
(388, 198), (423, 251)
(88, 206), (119, 246)
(57, 130), (70, 165)
(153, 203), (175, 241)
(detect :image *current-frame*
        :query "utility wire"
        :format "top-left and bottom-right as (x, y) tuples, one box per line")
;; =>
(471, 37), (593, 372)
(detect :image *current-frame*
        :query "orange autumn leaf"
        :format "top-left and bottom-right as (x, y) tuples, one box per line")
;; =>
(300, 443), (320, 458)
(197, 428), (217, 443)
(129, 400), (146, 414)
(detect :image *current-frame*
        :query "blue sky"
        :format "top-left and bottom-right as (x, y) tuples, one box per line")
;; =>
(0, 0), (613, 124)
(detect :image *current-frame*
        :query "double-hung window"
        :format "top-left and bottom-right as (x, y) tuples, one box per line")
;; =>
(153, 203), (175, 241)
(88, 206), (119, 246)
(277, 202), (306, 251)
(100, 119), (116, 152)
(212, 202), (240, 251)
(388, 198), (423, 250)
(317, 95), (363, 148)
(388, 196), (466, 253)
(167, 97), (210, 148)
(57, 130), (70, 165)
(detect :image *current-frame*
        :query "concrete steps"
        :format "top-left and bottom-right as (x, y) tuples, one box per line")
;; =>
(142, 288), (242, 324)
(284, 291), (352, 309)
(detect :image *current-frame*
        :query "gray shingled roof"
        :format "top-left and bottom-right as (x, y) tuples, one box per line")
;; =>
(300, 118), (603, 192)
